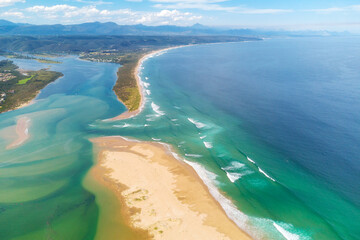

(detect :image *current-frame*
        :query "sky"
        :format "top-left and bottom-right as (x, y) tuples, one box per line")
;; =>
(0, 0), (360, 31)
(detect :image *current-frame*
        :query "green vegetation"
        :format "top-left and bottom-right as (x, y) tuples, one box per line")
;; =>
(17, 75), (34, 85)
(36, 59), (61, 64)
(0, 60), (63, 113)
(81, 50), (160, 111)
(0, 52), (62, 64)
(113, 53), (143, 111)
(0, 35), (258, 54)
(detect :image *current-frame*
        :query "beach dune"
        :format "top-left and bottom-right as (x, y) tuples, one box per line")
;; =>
(91, 136), (252, 240)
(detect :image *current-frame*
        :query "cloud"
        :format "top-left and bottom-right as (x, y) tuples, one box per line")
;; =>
(75, 0), (113, 5)
(237, 8), (293, 14)
(0, 0), (25, 7)
(308, 5), (360, 13)
(25, 4), (202, 25)
(151, 0), (292, 14)
(0, 10), (24, 18)
(153, 3), (235, 11)
(152, 0), (227, 2)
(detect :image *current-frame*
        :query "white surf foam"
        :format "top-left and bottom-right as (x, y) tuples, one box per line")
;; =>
(200, 135), (207, 140)
(145, 77), (149, 80)
(273, 223), (300, 240)
(113, 123), (131, 128)
(247, 156), (255, 164)
(203, 141), (213, 149)
(151, 102), (165, 116)
(187, 118), (206, 128)
(143, 82), (150, 88)
(145, 90), (151, 95)
(258, 167), (276, 182)
(184, 153), (203, 158)
(222, 161), (253, 182)
(171, 119), (178, 122)
(151, 137), (161, 141)
(183, 160), (252, 235)
(228, 161), (245, 170)
(226, 172), (244, 183)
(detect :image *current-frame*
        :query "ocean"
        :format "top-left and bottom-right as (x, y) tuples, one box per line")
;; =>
(0, 37), (359, 239)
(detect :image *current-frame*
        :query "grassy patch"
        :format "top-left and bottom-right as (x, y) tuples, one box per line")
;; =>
(36, 59), (61, 64)
(17, 75), (34, 85)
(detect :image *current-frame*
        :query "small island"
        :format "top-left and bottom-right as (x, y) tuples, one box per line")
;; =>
(0, 60), (63, 113)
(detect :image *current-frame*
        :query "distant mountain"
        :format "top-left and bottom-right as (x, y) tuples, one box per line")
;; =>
(0, 20), (17, 26)
(0, 20), (349, 37)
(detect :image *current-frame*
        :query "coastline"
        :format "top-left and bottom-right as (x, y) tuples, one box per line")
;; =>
(91, 43), (255, 239)
(111, 45), (186, 121)
(89, 136), (252, 240)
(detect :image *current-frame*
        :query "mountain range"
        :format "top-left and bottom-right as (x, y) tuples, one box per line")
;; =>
(0, 20), (348, 37)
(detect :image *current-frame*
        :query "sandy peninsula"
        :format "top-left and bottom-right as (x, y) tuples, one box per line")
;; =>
(111, 46), (185, 121)
(90, 136), (252, 240)
(6, 116), (31, 149)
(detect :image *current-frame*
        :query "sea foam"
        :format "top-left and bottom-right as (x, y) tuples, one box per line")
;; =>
(222, 161), (253, 182)
(258, 167), (276, 182)
(273, 223), (300, 240)
(184, 153), (203, 158)
(247, 156), (255, 164)
(183, 160), (254, 236)
(187, 118), (206, 128)
(226, 172), (244, 183)
(203, 141), (213, 149)
(151, 102), (165, 116)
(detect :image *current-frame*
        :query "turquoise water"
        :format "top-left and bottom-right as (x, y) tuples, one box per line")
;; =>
(0, 37), (359, 239)
(0, 57), (125, 239)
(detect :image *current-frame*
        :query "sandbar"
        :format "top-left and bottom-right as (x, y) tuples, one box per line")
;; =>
(6, 116), (31, 149)
(90, 136), (252, 240)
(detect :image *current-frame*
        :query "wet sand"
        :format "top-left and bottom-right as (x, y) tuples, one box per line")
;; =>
(6, 116), (31, 149)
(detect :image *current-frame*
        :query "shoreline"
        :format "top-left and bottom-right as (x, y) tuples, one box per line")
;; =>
(111, 45), (187, 121)
(93, 42), (256, 238)
(89, 136), (252, 240)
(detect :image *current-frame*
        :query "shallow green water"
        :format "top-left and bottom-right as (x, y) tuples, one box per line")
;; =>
(0, 56), (126, 239)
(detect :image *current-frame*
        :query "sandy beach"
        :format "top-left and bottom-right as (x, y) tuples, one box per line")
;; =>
(111, 46), (186, 121)
(90, 136), (252, 240)
(6, 116), (31, 149)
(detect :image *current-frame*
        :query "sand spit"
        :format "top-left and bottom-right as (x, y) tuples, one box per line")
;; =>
(90, 136), (252, 240)
(111, 46), (185, 121)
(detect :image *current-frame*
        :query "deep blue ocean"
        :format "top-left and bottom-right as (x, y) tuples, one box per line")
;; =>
(0, 37), (359, 240)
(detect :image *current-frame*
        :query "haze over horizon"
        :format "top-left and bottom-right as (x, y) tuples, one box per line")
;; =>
(0, 0), (360, 32)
